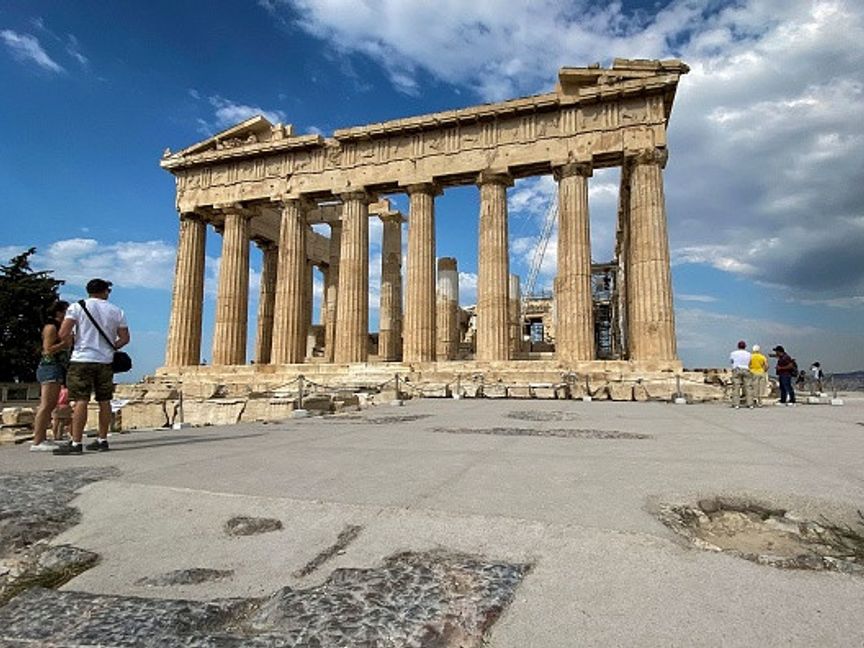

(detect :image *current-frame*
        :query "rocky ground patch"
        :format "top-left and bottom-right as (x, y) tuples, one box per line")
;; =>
(432, 426), (651, 440)
(659, 497), (864, 575)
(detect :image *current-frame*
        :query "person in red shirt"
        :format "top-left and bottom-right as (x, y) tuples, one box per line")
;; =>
(772, 345), (797, 406)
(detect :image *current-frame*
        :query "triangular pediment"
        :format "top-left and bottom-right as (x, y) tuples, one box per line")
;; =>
(170, 115), (287, 158)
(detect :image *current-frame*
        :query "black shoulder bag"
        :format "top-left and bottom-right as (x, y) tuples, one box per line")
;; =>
(78, 300), (133, 373)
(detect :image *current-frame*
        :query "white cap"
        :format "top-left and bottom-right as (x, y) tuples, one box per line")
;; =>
(752, 344), (760, 352)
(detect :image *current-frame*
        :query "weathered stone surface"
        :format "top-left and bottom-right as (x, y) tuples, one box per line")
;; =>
(224, 516), (283, 537)
(0, 468), (118, 605)
(137, 568), (234, 587)
(1, 407), (34, 427)
(433, 427), (650, 440)
(0, 550), (530, 647)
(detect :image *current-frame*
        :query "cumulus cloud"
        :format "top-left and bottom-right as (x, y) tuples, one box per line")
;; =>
(1, 239), (177, 290)
(193, 95), (288, 134)
(264, 0), (864, 308)
(0, 29), (63, 73)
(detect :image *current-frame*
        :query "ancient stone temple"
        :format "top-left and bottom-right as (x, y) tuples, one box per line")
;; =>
(138, 58), (719, 421)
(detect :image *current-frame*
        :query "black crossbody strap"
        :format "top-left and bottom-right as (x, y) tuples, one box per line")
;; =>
(77, 300), (118, 351)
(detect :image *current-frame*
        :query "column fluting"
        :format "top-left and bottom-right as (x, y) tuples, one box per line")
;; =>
(254, 240), (278, 364)
(334, 191), (371, 363)
(212, 209), (252, 366)
(476, 172), (512, 361)
(555, 162), (595, 363)
(271, 199), (308, 364)
(436, 257), (459, 360)
(404, 184), (438, 362)
(626, 148), (677, 360)
(379, 212), (404, 361)
(165, 212), (206, 367)
(508, 273), (522, 356)
(323, 221), (341, 362)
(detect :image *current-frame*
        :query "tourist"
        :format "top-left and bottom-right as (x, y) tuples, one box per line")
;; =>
(728, 340), (753, 408)
(811, 362), (824, 394)
(796, 370), (807, 392)
(54, 279), (130, 454)
(30, 300), (71, 451)
(52, 385), (72, 441)
(749, 344), (769, 407)
(772, 345), (797, 406)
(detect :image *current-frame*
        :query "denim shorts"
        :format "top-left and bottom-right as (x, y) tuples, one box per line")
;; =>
(36, 363), (66, 384)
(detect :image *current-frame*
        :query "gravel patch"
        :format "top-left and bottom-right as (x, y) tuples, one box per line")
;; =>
(224, 516), (283, 537)
(506, 410), (581, 422)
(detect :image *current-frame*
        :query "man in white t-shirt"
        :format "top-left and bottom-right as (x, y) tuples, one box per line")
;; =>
(728, 340), (753, 408)
(54, 278), (130, 454)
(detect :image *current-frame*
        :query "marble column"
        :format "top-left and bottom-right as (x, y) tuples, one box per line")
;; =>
(303, 256), (314, 357)
(626, 148), (677, 360)
(254, 240), (278, 364)
(165, 212), (206, 367)
(436, 257), (459, 360)
(323, 221), (341, 362)
(212, 208), (252, 366)
(508, 273), (522, 356)
(271, 199), (308, 364)
(476, 172), (513, 361)
(555, 162), (595, 363)
(379, 211), (404, 361)
(404, 184), (439, 362)
(334, 191), (371, 363)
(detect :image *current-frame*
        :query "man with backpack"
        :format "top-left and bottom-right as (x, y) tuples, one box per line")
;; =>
(772, 345), (797, 406)
(54, 278), (130, 454)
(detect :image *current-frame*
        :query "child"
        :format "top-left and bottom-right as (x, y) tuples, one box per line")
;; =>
(51, 385), (72, 442)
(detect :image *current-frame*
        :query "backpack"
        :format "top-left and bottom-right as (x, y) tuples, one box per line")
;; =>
(788, 358), (798, 376)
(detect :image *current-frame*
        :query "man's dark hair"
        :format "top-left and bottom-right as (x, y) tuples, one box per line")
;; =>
(86, 278), (112, 294)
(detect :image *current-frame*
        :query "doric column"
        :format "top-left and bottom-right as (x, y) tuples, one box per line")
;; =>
(508, 273), (522, 356)
(165, 212), (206, 367)
(323, 221), (341, 362)
(436, 257), (459, 360)
(404, 184), (439, 362)
(271, 198), (308, 364)
(379, 211), (404, 361)
(303, 256), (314, 357)
(626, 148), (677, 360)
(254, 240), (278, 364)
(212, 208), (252, 366)
(476, 171), (513, 361)
(555, 162), (595, 363)
(334, 191), (372, 363)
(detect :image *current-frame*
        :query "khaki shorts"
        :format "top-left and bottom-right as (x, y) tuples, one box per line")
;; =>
(67, 362), (114, 402)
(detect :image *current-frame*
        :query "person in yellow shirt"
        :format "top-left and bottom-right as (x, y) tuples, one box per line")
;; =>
(749, 344), (769, 407)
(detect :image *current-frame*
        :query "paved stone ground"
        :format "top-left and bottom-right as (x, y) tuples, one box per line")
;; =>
(1, 397), (864, 646)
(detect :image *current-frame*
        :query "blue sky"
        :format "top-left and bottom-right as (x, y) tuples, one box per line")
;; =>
(2, 0), (863, 380)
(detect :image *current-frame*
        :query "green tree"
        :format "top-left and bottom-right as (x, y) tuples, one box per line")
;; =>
(0, 248), (64, 382)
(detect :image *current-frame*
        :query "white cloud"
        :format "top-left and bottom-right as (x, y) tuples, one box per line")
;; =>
(208, 95), (287, 130)
(265, 0), (864, 307)
(677, 293), (719, 303)
(1, 239), (176, 290)
(65, 34), (87, 66)
(0, 29), (63, 73)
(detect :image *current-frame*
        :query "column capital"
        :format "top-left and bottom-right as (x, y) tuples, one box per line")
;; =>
(179, 211), (206, 224)
(379, 210), (405, 225)
(437, 257), (457, 272)
(338, 189), (376, 204)
(476, 170), (514, 188)
(627, 148), (668, 168)
(252, 237), (277, 252)
(553, 161), (593, 181)
(213, 202), (256, 219)
(404, 182), (442, 197)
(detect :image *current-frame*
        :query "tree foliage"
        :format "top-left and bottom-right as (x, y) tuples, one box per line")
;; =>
(0, 248), (64, 382)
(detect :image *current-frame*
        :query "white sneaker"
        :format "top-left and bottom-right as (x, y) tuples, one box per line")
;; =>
(29, 441), (57, 452)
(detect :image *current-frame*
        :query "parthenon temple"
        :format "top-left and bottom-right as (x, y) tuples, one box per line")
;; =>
(147, 58), (717, 412)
